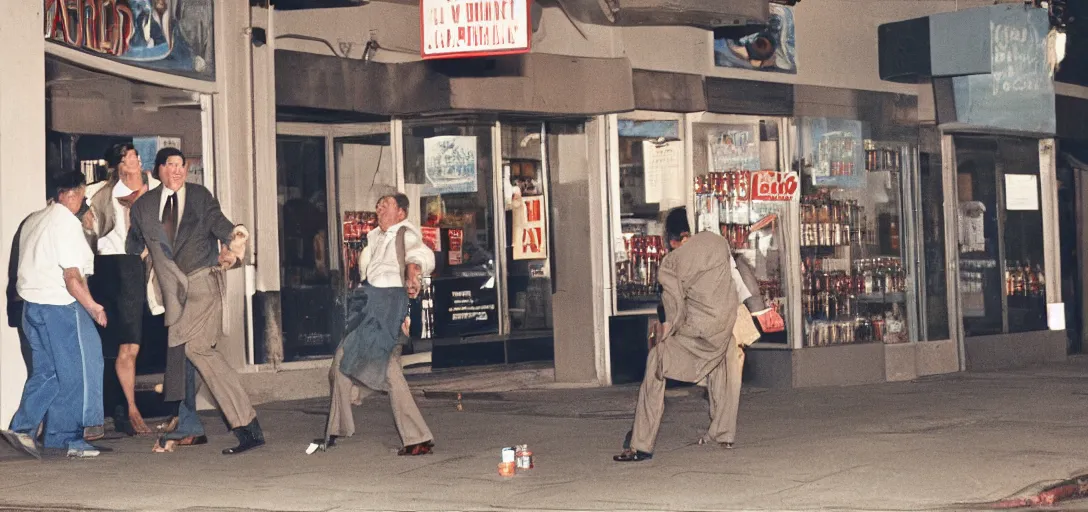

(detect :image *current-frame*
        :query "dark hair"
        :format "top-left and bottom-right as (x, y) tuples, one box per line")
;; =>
(664, 207), (691, 245)
(381, 192), (410, 214)
(154, 147), (186, 175)
(49, 170), (86, 200)
(104, 143), (138, 169)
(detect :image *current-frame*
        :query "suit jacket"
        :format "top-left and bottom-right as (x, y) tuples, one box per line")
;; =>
(126, 184), (240, 332)
(657, 231), (740, 383)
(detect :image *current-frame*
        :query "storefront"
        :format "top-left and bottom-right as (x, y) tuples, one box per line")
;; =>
(272, 47), (631, 379)
(880, 3), (1067, 374)
(602, 76), (952, 387)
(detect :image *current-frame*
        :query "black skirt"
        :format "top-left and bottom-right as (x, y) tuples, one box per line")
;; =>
(89, 254), (147, 355)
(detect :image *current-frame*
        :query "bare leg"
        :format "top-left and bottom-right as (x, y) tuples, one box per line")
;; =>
(116, 343), (150, 433)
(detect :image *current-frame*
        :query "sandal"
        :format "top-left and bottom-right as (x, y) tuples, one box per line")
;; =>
(152, 437), (176, 453)
(397, 441), (434, 456)
(613, 449), (653, 462)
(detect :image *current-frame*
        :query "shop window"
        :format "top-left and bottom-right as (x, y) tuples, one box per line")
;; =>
(501, 123), (553, 332)
(612, 119), (685, 313)
(402, 123), (499, 339)
(691, 118), (790, 344)
(955, 136), (1047, 336)
(795, 118), (915, 347)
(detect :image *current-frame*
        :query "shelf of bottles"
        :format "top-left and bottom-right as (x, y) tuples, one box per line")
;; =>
(800, 140), (910, 348)
(616, 234), (665, 308)
(693, 171), (787, 320)
(1005, 261), (1045, 298)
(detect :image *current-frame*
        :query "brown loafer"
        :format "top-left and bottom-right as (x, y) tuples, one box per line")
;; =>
(397, 441), (434, 456)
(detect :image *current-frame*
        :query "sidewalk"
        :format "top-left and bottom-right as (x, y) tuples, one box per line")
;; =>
(3, 357), (1088, 511)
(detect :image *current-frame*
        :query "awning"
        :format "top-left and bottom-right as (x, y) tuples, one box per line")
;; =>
(275, 50), (634, 118)
(632, 70), (706, 112)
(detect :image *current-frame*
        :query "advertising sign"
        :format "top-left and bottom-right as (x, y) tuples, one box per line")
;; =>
(420, 0), (530, 60)
(714, 3), (796, 74)
(513, 195), (547, 260)
(44, 0), (215, 80)
(750, 171), (800, 202)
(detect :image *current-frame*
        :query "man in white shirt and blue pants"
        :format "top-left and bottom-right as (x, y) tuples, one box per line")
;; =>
(2, 170), (107, 458)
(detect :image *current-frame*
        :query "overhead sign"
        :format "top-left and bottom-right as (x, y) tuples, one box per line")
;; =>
(420, 0), (531, 60)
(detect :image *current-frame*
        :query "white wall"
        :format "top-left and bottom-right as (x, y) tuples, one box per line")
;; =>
(0, 1), (46, 428)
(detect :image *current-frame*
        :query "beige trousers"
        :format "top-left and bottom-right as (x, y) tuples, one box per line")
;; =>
(630, 334), (745, 454)
(327, 345), (433, 446)
(173, 269), (256, 429)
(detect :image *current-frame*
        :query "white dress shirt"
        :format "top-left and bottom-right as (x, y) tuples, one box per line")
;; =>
(362, 220), (436, 288)
(17, 203), (95, 305)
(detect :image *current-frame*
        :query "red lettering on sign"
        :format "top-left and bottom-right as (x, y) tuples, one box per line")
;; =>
(45, 0), (134, 57)
(525, 196), (542, 222)
(750, 171), (799, 202)
(520, 227), (542, 254)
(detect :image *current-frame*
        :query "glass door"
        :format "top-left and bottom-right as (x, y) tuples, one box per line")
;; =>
(276, 135), (335, 361)
(332, 130), (396, 347)
(500, 122), (553, 334)
(953, 135), (1048, 337)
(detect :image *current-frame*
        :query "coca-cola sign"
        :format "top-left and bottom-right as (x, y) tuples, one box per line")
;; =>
(750, 171), (799, 202)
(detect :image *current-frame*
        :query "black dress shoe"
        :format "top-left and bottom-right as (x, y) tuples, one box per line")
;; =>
(613, 449), (653, 462)
(311, 435), (339, 450)
(223, 419), (265, 455)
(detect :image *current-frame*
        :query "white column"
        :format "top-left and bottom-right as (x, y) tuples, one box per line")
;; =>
(213, 0), (256, 368)
(1040, 139), (1062, 306)
(0, 2), (46, 427)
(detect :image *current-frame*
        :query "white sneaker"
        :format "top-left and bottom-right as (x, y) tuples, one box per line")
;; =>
(1, 430), (40, 459)
(66, 440), (100, 458)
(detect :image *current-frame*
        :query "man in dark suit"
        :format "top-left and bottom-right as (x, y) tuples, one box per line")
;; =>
(127, 148), (263, 455)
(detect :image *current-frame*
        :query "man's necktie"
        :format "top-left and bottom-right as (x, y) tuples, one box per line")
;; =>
(163, 193), (178, 245)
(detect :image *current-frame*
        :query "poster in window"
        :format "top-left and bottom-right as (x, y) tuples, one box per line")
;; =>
(714, 4), (796, 74)
(423, 136), (478, 196)
(641, 141), (683, 206)
(709, 125), (761, 172)
(448, 228), (464, 265)
(513, 196), (547, 260)
(1004, 174), (1039, 211)
(799, 118), (866, 189)
(421, 226), (441, 252)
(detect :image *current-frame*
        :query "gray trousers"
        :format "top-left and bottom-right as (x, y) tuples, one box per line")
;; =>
(170, 269), (256, 429)
(327, 344), (433, 447)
